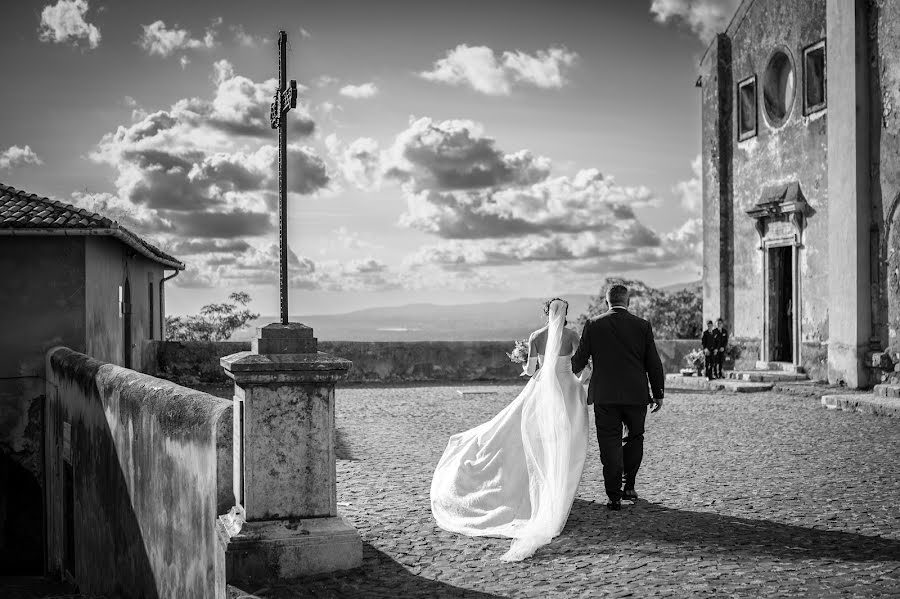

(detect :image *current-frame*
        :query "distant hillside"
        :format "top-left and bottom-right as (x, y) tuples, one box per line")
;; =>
(231, 294), (595, 342)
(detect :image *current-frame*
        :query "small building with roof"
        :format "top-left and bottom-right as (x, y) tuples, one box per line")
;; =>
(0, 182), (183, 574)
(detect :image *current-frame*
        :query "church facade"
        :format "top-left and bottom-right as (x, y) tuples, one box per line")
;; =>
(699, 0), (900, 388)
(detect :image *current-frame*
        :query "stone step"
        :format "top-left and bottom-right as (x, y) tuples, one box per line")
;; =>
(666, 374), (774, 393)
(755, 361), (805, 373)
(725, 370), (809, 383)
(821, 394), (900, 418)
(873, 384), (900, 398)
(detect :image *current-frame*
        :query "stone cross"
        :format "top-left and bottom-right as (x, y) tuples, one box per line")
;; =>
(269, 30), (298, 325)
(218, 34), (360, 579)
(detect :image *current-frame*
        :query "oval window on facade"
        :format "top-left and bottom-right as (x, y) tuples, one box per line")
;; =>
(763, 50), (795, 127)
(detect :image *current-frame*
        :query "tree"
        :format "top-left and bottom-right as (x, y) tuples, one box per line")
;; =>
(576, 278), (702, 339)
(166, 292), (260, 341)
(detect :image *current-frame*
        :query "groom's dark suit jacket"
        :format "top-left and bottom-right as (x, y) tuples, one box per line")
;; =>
(572, 307), (665, 406)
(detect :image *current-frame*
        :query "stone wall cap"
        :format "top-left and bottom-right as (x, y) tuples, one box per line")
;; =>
(221, 350), (352, 373)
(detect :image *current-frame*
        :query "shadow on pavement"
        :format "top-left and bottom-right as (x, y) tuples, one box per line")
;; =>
(560, 498), (900, 562)
(228, 542), (502, 599)
(0, 576), (104, 599)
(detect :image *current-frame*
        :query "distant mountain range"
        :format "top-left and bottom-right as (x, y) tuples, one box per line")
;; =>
(231, 281), (700, 342)
(232, 294), (594, 342)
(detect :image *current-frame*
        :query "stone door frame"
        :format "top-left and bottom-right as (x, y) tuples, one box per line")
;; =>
(760, 236), (801, 367)
(746, 182), (813, 370)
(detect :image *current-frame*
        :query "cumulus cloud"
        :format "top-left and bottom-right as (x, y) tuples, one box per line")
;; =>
(673, 154), (701, 213)
(420, 44), (578, 95)
(386, 117), (551, 192)
(339, 82), (379, 99)
(70, 191), (171, 232)
(650, 0), (742, 43)
(0, 145), (44, 170)
(382, 116), (698, 278)
(383, 117), (653, 239)
(176, 243), (398, 291)
(38, 0), (101, 49)
(407, 218), (701, 274)
(138, 19), (219, 57)
(77, 61), (333, 288)
(325, 135), (383, 190)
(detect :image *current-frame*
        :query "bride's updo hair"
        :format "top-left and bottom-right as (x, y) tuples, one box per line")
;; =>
(542, 297), (568, 325)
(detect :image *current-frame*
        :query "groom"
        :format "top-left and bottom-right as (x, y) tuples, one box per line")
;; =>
(572, 284), (665, 511)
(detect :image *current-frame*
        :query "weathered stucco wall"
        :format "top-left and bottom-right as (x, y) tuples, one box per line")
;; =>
(45, 347), (232, 598)
(728, 0), (829, 344)
(0, 236), (86, 574)
(877, 0), (900, 352)
(143, 339), (706, 385)
(85, 236), (164, 369)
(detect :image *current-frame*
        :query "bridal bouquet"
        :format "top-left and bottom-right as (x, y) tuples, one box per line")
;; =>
(506, 339), (529, 364)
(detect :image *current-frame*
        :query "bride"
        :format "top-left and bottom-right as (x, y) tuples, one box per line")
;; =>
(430, 298), (590, 561)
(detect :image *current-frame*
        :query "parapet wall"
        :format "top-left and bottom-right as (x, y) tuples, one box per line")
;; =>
(45, 347), (233, 599)
(143, 339), (706, 385)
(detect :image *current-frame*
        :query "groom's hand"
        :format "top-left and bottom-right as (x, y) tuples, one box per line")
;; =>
(650, 397), (663, 413)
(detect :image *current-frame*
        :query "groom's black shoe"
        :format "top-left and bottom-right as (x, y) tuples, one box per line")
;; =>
(606, 500), (621, 511)
(622, 489), (638, 502)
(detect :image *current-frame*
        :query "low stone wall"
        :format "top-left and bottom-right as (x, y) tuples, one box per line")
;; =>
(45, 347), (233, 599)
(144, 339), (709, 385)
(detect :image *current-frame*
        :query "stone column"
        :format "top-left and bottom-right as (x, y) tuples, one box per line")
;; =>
(219, 323), (361, 583)
(827, 0), (872, 388)
(700, 33), (734, 331)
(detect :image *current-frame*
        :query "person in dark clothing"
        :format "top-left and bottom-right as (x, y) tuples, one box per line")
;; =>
(713, 318), (729, 378)
(701, 320), (716, 380)
(572, 284), (665, 511)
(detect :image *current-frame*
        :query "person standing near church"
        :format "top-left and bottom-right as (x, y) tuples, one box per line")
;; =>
(701, 321), (716, 380)
(713, 318), (729, 378)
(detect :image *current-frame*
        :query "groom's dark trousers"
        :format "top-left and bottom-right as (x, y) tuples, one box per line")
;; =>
(572, 306), (664, 503)
(594, 404), (647, 501)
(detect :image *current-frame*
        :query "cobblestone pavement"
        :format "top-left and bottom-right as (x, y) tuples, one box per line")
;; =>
(231, 383), (899, 598)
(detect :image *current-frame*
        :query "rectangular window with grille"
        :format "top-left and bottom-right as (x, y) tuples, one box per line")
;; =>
(737, 75), (757, 141)
(804, 40), (826, 115)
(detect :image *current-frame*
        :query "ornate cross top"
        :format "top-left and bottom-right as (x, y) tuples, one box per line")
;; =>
(270, 30), (297, 325)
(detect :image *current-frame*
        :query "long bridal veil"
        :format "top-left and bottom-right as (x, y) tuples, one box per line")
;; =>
(430, 299), (587, 562)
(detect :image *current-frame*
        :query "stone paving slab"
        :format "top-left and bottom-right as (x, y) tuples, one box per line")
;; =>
(666, 374), (774, 393)
(725, 370), (808, 383)
(227, 383), (900, 598)
(822, 394), (900, 418)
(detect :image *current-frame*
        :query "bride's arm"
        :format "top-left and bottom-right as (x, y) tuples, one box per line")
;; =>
(523, 331), (540, 376)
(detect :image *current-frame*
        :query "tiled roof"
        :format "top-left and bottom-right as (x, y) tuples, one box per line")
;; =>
(0, 183), (183, 269)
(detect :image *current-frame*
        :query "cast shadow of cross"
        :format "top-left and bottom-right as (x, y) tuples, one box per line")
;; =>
(548, 499), (900, 562)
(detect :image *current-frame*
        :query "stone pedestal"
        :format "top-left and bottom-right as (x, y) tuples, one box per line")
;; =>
(219, 323), (360, 583)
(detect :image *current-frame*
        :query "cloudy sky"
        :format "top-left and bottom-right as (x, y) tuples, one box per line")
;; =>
(0, 0), (740, 316)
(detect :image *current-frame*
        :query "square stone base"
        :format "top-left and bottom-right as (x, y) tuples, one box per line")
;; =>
(221, 513), (362, 584)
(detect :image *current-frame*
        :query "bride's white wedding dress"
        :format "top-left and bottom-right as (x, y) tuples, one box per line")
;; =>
(430, 300), (590, 561)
